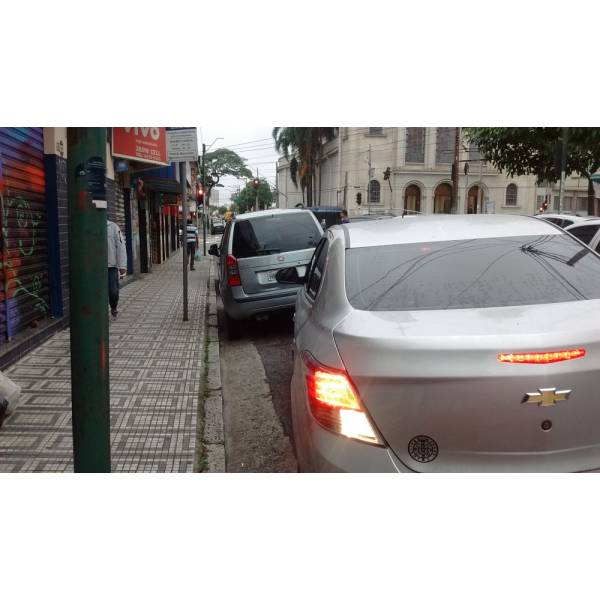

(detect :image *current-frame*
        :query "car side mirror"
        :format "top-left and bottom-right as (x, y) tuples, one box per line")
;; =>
(276, 267), (305, 285)
(208, 243), (219, 257)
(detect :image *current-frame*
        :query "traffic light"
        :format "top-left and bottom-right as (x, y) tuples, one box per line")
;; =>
(356, 192), (362, 205)
(196, 184), (204, 206)
(252, 178), (260, 189)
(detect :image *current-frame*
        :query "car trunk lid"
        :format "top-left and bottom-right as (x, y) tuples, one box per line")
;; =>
(333, 300), (600, 472)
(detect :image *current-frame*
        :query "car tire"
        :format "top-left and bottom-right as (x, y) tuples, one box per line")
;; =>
(224, 311), (243, 340)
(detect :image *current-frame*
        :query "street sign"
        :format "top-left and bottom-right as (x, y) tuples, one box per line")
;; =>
(167, 128), (199, 163)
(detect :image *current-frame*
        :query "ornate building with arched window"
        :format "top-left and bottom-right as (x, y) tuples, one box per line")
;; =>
(276, 128), (593, 216)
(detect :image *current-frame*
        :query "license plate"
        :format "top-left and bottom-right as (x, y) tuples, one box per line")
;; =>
(259, 265), (306, 284)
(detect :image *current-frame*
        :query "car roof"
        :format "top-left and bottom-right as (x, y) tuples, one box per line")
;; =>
(536, 213), (587, 220)
(565, 218), (600, 230)
(338, 214), (563, 248)
(234, 208), (309, 221)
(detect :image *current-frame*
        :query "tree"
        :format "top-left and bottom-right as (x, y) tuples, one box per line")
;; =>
(232, 179), (273, 214)
(464, 128), (600, 214)
(272, 127), (336, 207)
(200, 148), (253, 205)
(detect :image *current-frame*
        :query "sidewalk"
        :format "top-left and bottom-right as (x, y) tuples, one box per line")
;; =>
(0, 251), (224, 473)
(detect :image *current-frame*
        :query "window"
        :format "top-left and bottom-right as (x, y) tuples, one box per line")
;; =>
(468, 144), (481, 161)
(369, 180), (381, 203)
(306, 239), (328, 299)
(368, 127), (383, 135)
(568, 224), (600, 246)
(436, 127), (456, 164)
(505, 183), (518, 206)
(232, 213), (321, 259)
(345, 234), (600, 311)
(405, 128), (425, 163)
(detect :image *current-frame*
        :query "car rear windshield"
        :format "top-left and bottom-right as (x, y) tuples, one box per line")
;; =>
(345, 234), (600, 311)
(233, 213), (321, 258)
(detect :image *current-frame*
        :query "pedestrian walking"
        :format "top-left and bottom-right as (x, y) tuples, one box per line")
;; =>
(187, 216), (199, 271)
(107, 220), (127, 318)
(341, 209), (350, 224)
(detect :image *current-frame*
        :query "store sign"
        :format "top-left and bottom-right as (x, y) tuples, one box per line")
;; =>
(166, 128), (198, 163)
(112, 127), (169, 166)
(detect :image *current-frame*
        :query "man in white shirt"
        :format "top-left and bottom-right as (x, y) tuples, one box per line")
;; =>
(107, 220), (127, 318)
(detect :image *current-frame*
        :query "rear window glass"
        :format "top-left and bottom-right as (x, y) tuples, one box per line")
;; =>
(233, 213), (321, 258)
(568, 224), (600, 246)
(345, 234), (600, 311)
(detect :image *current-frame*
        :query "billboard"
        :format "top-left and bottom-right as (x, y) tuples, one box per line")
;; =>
(112, 128), (169, 166)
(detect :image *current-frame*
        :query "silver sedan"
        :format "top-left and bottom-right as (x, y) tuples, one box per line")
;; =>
(278, 214), (600, 472)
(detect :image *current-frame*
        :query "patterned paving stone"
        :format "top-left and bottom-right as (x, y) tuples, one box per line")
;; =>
(0, 253), (210, 473)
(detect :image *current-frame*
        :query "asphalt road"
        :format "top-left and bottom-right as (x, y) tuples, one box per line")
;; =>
(214, 261), (298, 472)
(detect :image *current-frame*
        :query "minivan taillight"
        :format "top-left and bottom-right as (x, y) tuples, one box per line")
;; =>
(226, 254), (241, 287)
(302, 352), (382, 445)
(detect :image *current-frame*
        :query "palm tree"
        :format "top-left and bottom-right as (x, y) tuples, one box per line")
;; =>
(272, 127), (336, 207)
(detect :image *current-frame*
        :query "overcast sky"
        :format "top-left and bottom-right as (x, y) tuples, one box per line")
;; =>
(197, 125), (280, 205)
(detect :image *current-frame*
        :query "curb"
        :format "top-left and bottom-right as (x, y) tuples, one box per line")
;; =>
(202, 258), (226, 472)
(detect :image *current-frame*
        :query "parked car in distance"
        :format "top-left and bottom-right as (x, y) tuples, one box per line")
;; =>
(209, 209), (323, 339)
(565, 218), (600, 252)
(279, 214), (600, 472)
(211, 217), (225, 235)
(535, 212), (588, 229)
(308, 206), (344, 229)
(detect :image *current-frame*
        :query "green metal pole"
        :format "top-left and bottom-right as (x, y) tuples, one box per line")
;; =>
(67, 127), (111, 472)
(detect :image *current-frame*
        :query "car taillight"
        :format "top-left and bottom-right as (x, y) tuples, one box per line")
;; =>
(497, 348), (586, 364)
(226, 254), (241, 287)
(303, 352), (382, 445)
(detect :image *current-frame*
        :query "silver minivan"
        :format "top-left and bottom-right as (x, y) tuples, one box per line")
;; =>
(209, 209), (323, 338)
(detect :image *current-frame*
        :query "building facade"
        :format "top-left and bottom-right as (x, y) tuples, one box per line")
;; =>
(276, 128), (595, 217)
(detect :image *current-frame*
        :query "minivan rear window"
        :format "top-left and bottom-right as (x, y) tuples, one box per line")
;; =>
(345, 234), (600, 311)
(233, 213), (322, 259)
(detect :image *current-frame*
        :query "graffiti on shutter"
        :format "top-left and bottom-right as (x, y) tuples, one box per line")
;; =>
(0, 128), (49, 341)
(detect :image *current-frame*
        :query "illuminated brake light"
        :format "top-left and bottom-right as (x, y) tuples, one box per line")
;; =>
(303, 352), (381, 445)
(497, 348), (586, 364)
(226, 254), (241, 287)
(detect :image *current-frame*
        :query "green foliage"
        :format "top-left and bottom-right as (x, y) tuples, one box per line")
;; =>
(463, 127), (600, 183)
(200, 148), (254, 203)
(272, 127), (336, 206)
(231, 179), (273, 214)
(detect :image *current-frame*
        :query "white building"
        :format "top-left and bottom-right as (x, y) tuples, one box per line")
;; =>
(275, 128), (594, 216)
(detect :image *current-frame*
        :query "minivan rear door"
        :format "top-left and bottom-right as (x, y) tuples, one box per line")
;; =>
(232, 212), (323, 295)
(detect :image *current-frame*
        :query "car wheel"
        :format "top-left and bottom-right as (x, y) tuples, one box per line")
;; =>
(224, 311), (243, 340)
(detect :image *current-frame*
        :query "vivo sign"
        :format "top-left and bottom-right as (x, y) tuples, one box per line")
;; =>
(112, 127), (169, 166)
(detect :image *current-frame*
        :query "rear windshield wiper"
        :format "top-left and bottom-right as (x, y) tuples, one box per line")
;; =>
(520, 243), (588, 266)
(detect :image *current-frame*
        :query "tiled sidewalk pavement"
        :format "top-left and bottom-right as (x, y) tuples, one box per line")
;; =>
(0, 252), (212, 473)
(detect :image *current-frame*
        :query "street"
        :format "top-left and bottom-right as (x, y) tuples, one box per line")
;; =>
(215, 270), (298, 473)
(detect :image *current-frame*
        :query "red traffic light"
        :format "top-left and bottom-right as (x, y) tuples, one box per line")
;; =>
(252, 178), (260, 189)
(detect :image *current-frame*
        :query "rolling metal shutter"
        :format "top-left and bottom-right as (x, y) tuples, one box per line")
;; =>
(0, 128), (49, 341)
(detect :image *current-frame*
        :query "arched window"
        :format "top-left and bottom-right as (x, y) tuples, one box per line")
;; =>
(369, 180), (381, 203)
(404, 184), (421, 214)
(505, 183), (518, 206)
(434, 183), (453, 213)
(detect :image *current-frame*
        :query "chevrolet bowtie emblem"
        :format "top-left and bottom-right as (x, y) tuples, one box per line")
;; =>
(522, 387), (572, 407)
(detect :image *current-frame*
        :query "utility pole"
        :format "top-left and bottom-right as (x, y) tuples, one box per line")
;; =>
(202, 143), (207, 255)
(337, 128), (343, 208)
(256, 168), (259, 212)
(181, 161), (189, 321)
(452, 127), (460, 214)
(67, 127), (110, 472)
(559, 127), (568, 214)
(367, 145), (372, 215)
(478, 155), (484, 214)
